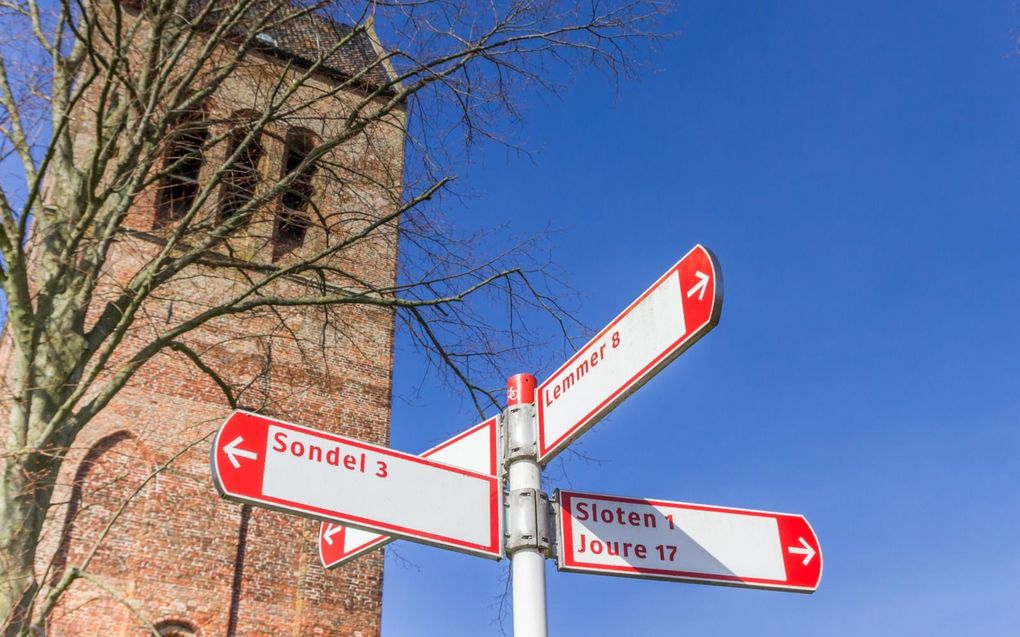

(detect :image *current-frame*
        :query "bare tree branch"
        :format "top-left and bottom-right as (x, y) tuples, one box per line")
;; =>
(0, 0), (669, 632)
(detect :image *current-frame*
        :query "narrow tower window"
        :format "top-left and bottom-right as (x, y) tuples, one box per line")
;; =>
(155, 107), (209, 227)
(272, 128), (317, 259)
(219, 111), (264, 225)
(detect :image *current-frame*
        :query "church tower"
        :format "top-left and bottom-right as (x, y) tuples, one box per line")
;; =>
(14, 3), (406, 635)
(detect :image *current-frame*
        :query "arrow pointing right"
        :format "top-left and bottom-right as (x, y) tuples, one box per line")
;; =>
(686, 270), (710, 301)
(223, 436), (258, 469)
(788, 536), (816, 566)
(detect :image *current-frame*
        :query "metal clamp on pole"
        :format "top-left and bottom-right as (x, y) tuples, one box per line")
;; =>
(506, 488), (551, 554)
(504, 402), (537, 466)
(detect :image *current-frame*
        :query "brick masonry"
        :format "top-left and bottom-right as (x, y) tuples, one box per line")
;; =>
(4, 8), (405, 636)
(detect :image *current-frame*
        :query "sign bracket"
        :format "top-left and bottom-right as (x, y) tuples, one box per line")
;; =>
(504, 402), (538, 463)
(505, 488), (551, 554)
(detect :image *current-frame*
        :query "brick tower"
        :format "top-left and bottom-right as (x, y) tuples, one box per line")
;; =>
(12, 3), (405, 636)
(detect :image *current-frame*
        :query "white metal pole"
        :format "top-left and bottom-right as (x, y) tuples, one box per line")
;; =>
(505, 374), (548, 637)
(509, 459), (547, 637)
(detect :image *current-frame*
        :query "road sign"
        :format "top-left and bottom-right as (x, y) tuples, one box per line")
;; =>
(319, 417), (500, 569)
(556, 490), (822, 593)
(211, 411), (503, 559)
(536, 245), (722, 463)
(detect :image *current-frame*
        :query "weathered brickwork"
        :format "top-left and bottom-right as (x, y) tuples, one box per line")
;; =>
(4, 6), (405, 636)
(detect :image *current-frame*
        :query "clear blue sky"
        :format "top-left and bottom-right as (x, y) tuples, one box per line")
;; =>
(381, 2), (1020, 635)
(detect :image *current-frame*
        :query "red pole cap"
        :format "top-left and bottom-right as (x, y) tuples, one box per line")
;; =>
(506, 373), (536, 407)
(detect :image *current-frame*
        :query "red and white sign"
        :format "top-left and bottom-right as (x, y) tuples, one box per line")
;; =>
(211, 411), (502, 559)
(556, 490), (822, 593)
(319, 417), (500, 569)
(537, 245), (722, 463)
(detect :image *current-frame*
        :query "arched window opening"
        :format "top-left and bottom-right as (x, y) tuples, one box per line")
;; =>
(49, 431), (138, 586)
(273, 128), (317, 259)
(155, 107), (209, 228)
(155, 619), (196, 637)
(219, 111), (264, 225)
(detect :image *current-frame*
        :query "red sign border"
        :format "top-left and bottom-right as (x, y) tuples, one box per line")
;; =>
(537, 244), (723, 463)
(555, 489), (822, 593)
(317, 416), (500, 569)
(211, 411), (503, 560)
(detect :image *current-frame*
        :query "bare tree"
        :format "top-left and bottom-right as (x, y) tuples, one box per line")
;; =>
(0, 0), (664, 633)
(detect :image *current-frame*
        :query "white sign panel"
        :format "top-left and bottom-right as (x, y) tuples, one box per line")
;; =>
(212, 411), (502, 559)
(557, 490), (822, 592)
(537, 245), (722, 462)
(319, 417), (499, 568)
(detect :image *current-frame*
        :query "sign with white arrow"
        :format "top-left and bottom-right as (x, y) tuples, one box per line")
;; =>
(211, 411), (503, 559)
(536, 244), (722, 463)
(556, 489), (822, 593)
(319, 417), (500, 569)
(222, 435), (258, 468)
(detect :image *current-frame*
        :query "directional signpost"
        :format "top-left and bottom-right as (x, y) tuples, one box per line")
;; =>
(319, 417), (499, 569)
(212, 411), (502, 559)
(208, 244), (823, 637)
(537, 244), (722, 463)
(556, 490), (822, 592)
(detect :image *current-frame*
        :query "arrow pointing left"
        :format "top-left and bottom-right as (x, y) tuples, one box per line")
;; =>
(322, 523), (343, 546)
(223, 436), (258, 468)
(318, 416), (500, 569)
(210, 410), (503, 560)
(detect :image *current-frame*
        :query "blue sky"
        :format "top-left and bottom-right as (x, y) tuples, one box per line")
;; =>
(381, 2), (1020, 635)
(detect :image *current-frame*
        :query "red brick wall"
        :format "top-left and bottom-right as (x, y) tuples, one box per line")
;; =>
(12, 14), (405, 636)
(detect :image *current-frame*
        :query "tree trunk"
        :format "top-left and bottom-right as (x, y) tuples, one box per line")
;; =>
(0, 345), (64, 637)
(0, 438), (55, 637)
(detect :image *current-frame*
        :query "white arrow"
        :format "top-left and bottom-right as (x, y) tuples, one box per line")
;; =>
(322, 523), (343, 546)
(787, 537), (816, 566)
(223, 436), (258, 469)
(686, 270), (710, 301)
